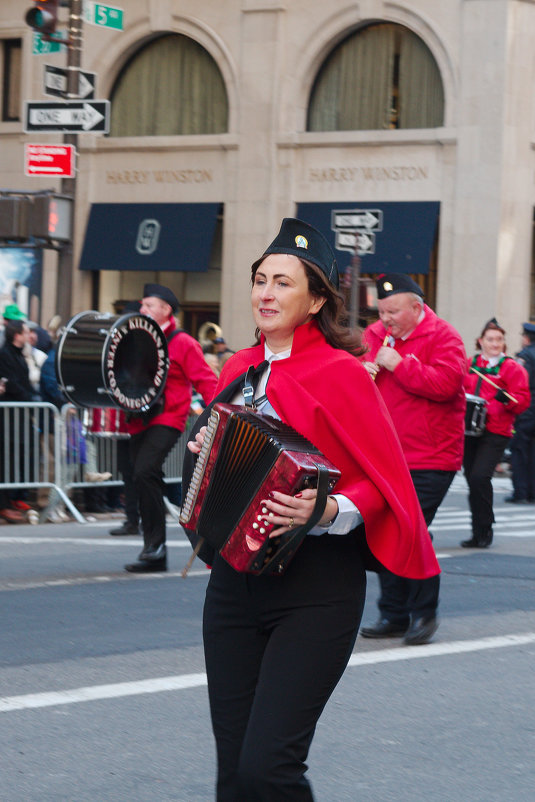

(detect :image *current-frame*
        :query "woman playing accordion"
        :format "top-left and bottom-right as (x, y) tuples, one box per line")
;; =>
(182, 218), (439, 801)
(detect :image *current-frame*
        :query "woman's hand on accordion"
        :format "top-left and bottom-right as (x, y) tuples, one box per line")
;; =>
(187, 426), (207, 454)
(261, 489), (339, 537)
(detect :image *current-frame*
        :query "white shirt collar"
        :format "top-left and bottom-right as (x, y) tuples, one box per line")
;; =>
(484, 352), (505, 367)
(263, 343), (291, 362)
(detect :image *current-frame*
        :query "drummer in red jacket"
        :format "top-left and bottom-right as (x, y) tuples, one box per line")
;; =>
(462, 318), (530, 548)
(361, 274), (467, 645)
(124, 284), (217, 572)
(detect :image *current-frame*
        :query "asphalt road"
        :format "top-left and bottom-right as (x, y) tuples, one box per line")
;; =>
(1, 474), (534, 801)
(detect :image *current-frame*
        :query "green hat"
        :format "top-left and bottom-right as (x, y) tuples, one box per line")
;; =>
(3, 303), (27, 321)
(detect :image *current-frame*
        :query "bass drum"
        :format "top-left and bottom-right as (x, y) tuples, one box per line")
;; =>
(56, 311), (169, 411)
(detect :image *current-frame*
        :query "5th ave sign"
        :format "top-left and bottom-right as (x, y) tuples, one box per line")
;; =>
(23, 100), (110, 133)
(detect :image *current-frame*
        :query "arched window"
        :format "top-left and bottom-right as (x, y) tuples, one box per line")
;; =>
(307, 23), (444, 131)
(110, 34), (228, 136)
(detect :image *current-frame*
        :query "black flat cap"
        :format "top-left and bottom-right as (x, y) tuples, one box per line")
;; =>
(522, 322), (535, 334)
(376, 273), (424, 299)
(253, 218), (339, 289)
(142, 283), (179, 313)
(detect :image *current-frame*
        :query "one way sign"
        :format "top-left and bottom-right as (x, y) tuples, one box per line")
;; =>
(44, 64), (96, 99)
(24, 100), (110, 133)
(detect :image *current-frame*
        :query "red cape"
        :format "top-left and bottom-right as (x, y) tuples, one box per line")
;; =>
(216, 321), (440, 579)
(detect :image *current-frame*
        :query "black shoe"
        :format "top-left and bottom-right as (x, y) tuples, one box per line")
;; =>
(124, 558), (167, 573)
(125, 544), (167, 572)
(360, 618), (409, 638)
(404, 616), (438, 646)
(460, 533), (492, 548)
(109, 522), (140, 536)
(504, 496), (529, 504)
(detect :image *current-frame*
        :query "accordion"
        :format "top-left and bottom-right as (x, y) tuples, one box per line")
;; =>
(179, 403), (341, 575)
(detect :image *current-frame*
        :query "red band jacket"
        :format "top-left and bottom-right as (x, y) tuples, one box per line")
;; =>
(464, 354), (530, 437)
(198, 320), (440, 580)
(364, 306), (466, 471)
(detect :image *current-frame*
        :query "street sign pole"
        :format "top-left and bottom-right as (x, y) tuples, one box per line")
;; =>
(349, 251), (361, 330)
(57, 0), (83, 322)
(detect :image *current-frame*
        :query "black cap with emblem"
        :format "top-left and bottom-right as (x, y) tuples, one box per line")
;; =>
(376, 273), (424, 300)
(252, 218), (339, 290)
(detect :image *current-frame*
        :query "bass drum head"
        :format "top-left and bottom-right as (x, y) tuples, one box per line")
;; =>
(56, 311), (169, 410)
(103, 313), (168, 411)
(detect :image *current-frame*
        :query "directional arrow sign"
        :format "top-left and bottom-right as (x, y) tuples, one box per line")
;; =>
(331, 209), (383, 232)
(44, 65), (96, 99)
(24, 100), (110, 133)
(335, 229), (376, 255)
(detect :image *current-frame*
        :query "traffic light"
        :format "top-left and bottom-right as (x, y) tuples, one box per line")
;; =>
(32, 194), (73, 242)
(25, 0), (60, 39)
(0, 197), (31, 240)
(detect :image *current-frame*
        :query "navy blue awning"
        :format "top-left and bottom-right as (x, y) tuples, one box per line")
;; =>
(296, 201), (439, 274)
(79, 202), (220, 272)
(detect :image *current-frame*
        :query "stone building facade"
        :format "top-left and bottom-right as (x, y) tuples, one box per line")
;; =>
(1, 0), (535, 350)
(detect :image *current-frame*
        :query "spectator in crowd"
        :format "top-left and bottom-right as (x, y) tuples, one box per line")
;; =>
(361, 273), (466, 645)
(0, 319), (35, 522)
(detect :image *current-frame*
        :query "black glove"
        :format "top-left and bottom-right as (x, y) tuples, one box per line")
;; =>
(494, 389), (509, 404)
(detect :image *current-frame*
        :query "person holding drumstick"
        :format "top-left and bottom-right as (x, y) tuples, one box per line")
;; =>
(462, 318), (530, 548)
(182, 219), (439, 801)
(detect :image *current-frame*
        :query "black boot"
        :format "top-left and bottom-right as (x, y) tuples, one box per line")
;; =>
(460, 529), (493, 549)
(125, 544), (167, 572)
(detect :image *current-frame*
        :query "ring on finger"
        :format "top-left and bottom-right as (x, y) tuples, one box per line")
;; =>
(288, 517), (294, 529)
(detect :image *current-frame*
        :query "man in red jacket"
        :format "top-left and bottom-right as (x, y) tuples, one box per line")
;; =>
(124, 284), (217, 573)
(360, 274), (466, 644)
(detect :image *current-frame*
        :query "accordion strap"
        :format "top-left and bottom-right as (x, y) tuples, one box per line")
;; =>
(256, 461), (333, 575)
(242, 365), (256, 408)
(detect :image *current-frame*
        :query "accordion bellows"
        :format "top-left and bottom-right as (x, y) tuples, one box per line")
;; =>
(180, 403), (340, 574)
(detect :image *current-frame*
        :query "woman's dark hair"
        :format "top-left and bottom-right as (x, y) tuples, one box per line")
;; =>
(476, 319), (506, 352)
(5, 319), (25, 344)
(251, 258), (367, 357)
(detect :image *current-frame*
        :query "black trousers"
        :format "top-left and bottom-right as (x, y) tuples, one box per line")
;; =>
(463, 431), (509, 536)
(510, 418), (535, 501)
(203, 531), (367, 801)
(377, 469), (455, 624)
(129, 424), (180, 550)
(117, 438), (139, 526)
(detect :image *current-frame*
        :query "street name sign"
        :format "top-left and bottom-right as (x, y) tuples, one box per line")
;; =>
(331, 209), (383, 232)
(44, 65), (96, 100)
(83, 1), (124, 30)
(24, 144), (76, 178)
(24, 100), (110, 133)
(32, 32), (66, 55)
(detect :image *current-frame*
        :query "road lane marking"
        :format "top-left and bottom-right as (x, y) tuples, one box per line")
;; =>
(0, 537), (191, 546)
(2, 632), (534, 714)
(0, 568), (209, 592)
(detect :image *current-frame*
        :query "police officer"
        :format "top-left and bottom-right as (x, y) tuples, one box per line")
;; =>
(506, 322), (535, 503)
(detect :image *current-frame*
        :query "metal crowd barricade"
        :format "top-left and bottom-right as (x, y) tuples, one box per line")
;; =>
(0, 401), (81, 521)
(0, 401), (194, 524)
(58, 405), (193, 522)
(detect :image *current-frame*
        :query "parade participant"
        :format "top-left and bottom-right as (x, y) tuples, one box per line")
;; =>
(124, 284), (217, 572)
(462, 318), (530, 547)
(360, 274), (466, 645)
(182, 219), (440, 801)
(506, 321), (535, 504)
